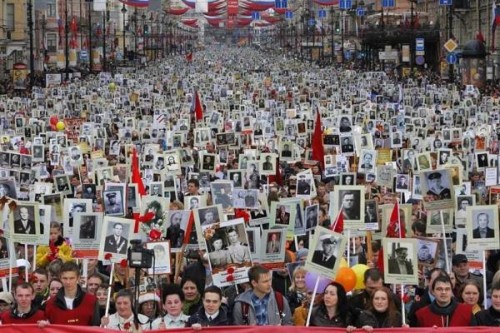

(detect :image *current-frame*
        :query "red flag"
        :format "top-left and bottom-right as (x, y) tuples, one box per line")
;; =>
(131, 148), (146, 196)
(267, 157), (282, 186)
(185, 52), (193, 62)
(386, 201), (406, 238)
(194, 90), (203, 121)
(183, 212), (194, 244)
(70, 16), (78, 34)
(377, 247), (385, 272)
(311, 110), (325, 169)
(330, 209), (344, 233)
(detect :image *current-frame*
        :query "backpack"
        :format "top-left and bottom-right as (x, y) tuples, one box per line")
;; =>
(240, 291), (285, 325)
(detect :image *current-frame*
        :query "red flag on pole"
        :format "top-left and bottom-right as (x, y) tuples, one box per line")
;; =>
(131, 148), (146, 196)
(330, 209), (344, 233)
(183, 212), (194, 244)
(386, 201), (405, 238)
(311, 109), (325, 169)
(194, 90), (203, 121)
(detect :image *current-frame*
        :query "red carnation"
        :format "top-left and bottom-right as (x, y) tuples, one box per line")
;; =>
(123, 322), (131, 330)
(104, 253), (112, 260)
(234, 209), (250, 223)
(149, 229), (161, 240)
(120, 259), (128, 268)
(227, 267), (235, 274)
(226, 274), (234, 282)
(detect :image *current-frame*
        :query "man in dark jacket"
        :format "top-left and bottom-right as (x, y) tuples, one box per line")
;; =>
(476, 282), (500, 326)
(186, 285), (229, 327)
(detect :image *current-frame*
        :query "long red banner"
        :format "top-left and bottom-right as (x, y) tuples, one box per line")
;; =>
(1, 325), (499, 333)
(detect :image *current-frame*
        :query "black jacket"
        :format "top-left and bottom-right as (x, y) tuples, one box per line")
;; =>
(186, 305), (230, 327)
(310, 304), (354, 327)
(475, 307), (500, 326)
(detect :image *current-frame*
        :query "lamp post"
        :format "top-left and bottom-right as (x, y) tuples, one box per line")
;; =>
(88, 0), (93, 72)
(41, 15), (46, 72)
(65, 0), (70, 80)
(103, 2), (109, 71)
(330, 7), (335, 64)
(340, 9), (345, 64)
(28, 0), (35, 87)
(121, 4), (127, 62)
(448, 3), (454, 82)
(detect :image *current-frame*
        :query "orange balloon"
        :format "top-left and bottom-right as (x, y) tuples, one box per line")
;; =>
(334, 267), (357, 292)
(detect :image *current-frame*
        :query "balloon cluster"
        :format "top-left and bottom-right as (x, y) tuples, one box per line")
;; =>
(49, 116), (65, 132)
(304, 260), (370, 293)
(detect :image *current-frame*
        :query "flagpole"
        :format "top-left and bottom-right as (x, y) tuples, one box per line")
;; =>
(305, 276), (320, 327)
(483, 250), (488, 309)
(401, 284), (406, 325)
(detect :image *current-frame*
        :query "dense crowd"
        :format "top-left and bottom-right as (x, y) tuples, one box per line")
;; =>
(0, 44), (497, 332)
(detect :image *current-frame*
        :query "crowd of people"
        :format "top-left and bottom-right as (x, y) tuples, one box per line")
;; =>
(0, 43), (498, 332)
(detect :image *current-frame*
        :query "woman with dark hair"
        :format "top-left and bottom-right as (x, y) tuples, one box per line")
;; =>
(180, 277), (203, 316)
(309, 282), (353, 327)
(350, 287), (404, 330)
(161, 284), (190, 328)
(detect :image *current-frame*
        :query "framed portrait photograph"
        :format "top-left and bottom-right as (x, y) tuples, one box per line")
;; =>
(227, 170), (244, 189)
(269, 201), (296, 229)
(420, 169), (454, 210)
(467, 205), (499, 250)
(245, 226), (261, 263)
(42, 193), (63, 220)
(203, 218), (251, 287)
(305, 227), (346, 277)
(260, 228), (287, 268)
(426, 208), (454, 234)
(416, 152), (432, 171)
(382, 237), (418, 285)
(9, 202), (40, 243)
(362, 200), (379, 231)
(259, 153), (277, 175)
(127, 184), (140, 210)
(139, 196), (170, 241)
(340, 172), (356, 186)
(304, 203), (319, 231)
(53, 174), (72, 195)
(63, 198), (93, 237)
(358, 150), (376, 173)
(98, 216), (133, 262)
(200, 153), (216, 173)
(103, 190), (125, 217)
(195, 204), (224, 228)
(184, 195), (207, 211)
(330, 185), (365, 228)
(72, 213), (102, 258)
(232, 189), (259, 209)
(37, 204), (51, 246)
(0, 179), (17, 199)
(412, 174), (423, 199)
(165, 210), (191, 251)
(211, 181), (234, 214)
(146, 241), (171, 275)
(416, 237), (439, 267)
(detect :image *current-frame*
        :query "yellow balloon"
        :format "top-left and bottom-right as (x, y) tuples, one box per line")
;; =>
(56, 121), (65, 131)
(352, 264), (369, 290)
(339, 257), (348, 268)
(109, 82), (116, 91)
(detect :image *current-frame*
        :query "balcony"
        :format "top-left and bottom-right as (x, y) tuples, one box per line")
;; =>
(360, 23), (440, 47)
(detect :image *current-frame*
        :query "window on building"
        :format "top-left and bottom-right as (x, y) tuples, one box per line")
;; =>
(47, 2), (56, 17)
(47, 33), (57, 52)
(6, 4), (15, 32)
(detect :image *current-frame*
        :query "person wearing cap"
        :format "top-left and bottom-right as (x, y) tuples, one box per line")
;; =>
(186, 285), (229, 327)
(297, 175), (311, 195)
(472, 212), (495, 239)
(0, 291), (13, 314)
(452, 254), (483, 297)
(139, 292), (162, 326)
(103, 222), (128, 254)
(426, 172), (451, 200)
(0, 283), (46, 324)
(312, 235), (337, 269)
(104, 192), (122, 215)
(388, 246), (413, 275)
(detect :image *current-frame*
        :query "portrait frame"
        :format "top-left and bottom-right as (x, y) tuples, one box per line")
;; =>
(245, 226), (261, 263)
(53, 174), (72, 195)
(305, 227), (346, 278)
(420, 169), (455, 210)
(72, 212), (102, 258)
(260, 228), (287, 269)
(98, 216), (133, 262)
(416, 237), (440, 267)
(426, 208), (454, 234)
(382, 237), (418, 285)
(165, 210), (191, 251)
(63, 198), (93, 238)
(330, 185), (365, 228)
(466, 205), (499, 250)
(146, 241), (171, 275)
(9, 202), (40, 243)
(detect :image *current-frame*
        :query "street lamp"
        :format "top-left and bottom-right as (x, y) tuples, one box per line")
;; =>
(121, 4), (127, 62)
(330, 7), (335, 65)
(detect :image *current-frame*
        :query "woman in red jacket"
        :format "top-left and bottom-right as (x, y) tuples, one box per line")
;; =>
(415, 275), (476, 327)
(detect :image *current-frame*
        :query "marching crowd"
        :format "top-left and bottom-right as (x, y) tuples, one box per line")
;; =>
(0, 43), (498, 332)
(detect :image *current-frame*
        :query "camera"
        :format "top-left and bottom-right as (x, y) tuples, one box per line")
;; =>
(127, 239), (154, 269)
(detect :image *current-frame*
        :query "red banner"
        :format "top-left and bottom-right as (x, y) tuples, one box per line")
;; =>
(227, 0), (238, 16)
(1, 324), (500, 333)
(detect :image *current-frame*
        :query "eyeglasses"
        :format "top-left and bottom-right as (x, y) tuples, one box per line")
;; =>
(434, 287), (452, 293)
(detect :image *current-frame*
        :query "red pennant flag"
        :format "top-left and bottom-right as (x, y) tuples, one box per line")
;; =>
(194, 90), (203, 121)
(185, 52), (193, 62)
(330, 209), (344, 233)
(131, 148), (146, 197)
(183, 212), (194, 245)
(377, 247), (385, 272)
(311, 110), (325, 169)
(386, 201), (406, 238)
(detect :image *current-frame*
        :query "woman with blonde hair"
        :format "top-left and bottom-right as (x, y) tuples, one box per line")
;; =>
(287, 266), (308, 315)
